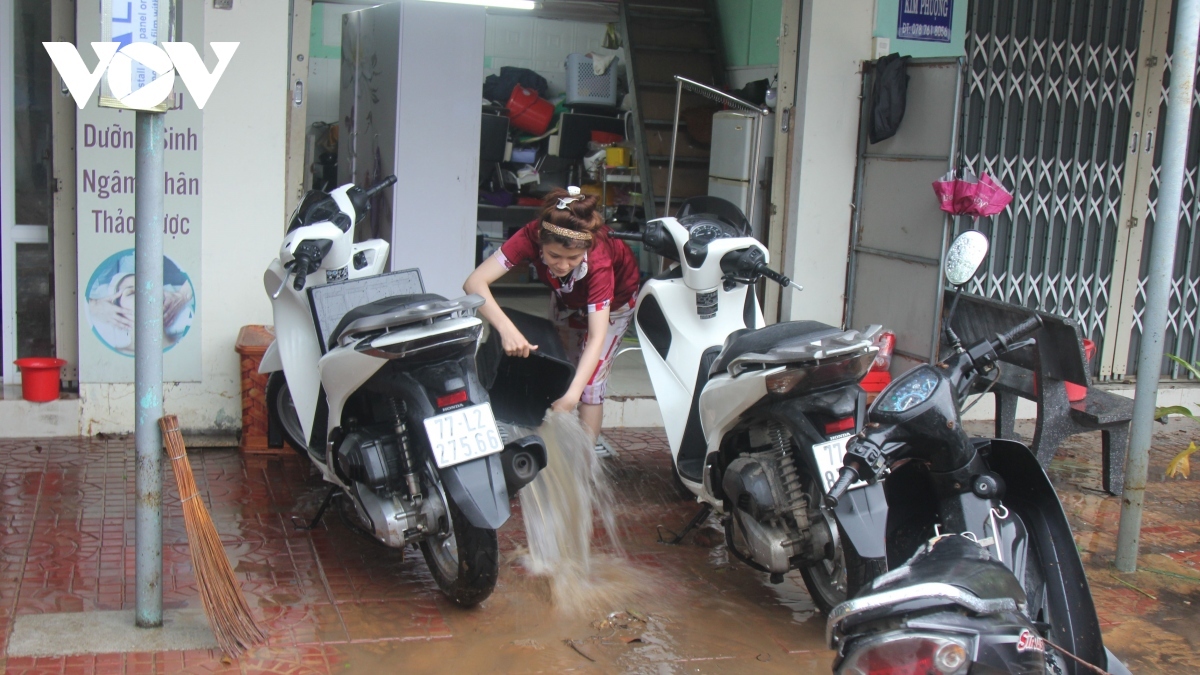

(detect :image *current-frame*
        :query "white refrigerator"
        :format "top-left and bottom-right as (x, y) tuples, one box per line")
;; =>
(708, 111), (775, 242)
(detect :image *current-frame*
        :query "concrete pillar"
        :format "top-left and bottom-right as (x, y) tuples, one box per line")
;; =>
(778, 0), (874, 326)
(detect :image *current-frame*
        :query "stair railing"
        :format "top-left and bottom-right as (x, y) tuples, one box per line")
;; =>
(666, 76), (771, 221)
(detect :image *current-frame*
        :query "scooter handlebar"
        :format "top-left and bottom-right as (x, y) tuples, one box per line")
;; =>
(608, 230), (643, 241)
(364, 175), (397, 199)
(754, 263), (803, 292)
(824, 463), (860, 508)
(994, 315), (1043, 352)
(291, 254), (313, 291)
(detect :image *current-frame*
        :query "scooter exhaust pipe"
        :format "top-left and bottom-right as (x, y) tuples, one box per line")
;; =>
(500, 435), (547, 494)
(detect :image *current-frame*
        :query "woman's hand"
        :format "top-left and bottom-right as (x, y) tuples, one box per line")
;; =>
(551, 389), (581, 413)
(501, 327), (538, 358)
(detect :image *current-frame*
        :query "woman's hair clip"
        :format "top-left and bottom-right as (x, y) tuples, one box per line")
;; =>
(556, 185), (584, 210)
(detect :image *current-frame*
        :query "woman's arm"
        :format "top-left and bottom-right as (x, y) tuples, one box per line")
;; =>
(553, 308), (610, 411)
(464, 256), (538, 357)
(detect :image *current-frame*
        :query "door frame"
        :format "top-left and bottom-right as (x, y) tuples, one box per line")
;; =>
(284, 0), (312, 218)
(1, 0), (17, 383)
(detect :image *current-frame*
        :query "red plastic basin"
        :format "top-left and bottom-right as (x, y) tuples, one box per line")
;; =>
(14, 357), (67, 402)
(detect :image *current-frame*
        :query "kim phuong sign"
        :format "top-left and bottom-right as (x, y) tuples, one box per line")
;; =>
(897, 0), (953, 44)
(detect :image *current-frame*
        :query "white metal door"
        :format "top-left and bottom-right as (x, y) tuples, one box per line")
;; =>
(2, 0), (57, 384)
(1, 0), (13, 383)
(1124, 0), (1200, 378)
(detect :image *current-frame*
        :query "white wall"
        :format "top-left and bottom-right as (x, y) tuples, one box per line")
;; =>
(307, 8), (615, 131)
(729, 64), (777, 90)
(778, 0), (874, 326)
(485, 15), (610, 98)
(81, 0), (290, 434)
(307, 3), (358, 127)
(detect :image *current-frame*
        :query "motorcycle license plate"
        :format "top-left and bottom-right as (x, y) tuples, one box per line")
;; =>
(424, 403), (504, 469)
(812, 435), (866, 494)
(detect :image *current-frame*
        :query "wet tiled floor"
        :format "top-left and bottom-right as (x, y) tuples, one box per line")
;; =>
(0, 421), (1196, 673)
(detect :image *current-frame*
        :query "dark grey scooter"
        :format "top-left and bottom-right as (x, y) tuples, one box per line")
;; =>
(824, 232), (1132, 675)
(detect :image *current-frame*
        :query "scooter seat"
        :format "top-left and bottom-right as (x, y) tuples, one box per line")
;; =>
(710, 320), (842, 375)
(327, 293), (447, 349)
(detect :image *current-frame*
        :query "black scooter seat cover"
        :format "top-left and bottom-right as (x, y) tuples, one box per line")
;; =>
(326, 293), (447, 349)
(710, 320), (841, 374)
(862, 534), (1027, 606)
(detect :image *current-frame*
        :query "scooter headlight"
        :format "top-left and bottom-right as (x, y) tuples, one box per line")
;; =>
(838, 631), (972, 675)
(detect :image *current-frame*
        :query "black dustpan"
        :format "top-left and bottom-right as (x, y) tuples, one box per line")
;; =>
(477, 308), (575, 427)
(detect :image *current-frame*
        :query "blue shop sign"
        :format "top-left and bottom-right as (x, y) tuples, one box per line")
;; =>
(897, 0), (953, 43)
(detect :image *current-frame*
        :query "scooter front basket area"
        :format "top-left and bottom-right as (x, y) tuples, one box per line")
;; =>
(477, 309), (575, 428)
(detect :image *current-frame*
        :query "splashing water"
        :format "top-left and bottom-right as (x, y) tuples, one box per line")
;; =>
(518, 411), (640, 614)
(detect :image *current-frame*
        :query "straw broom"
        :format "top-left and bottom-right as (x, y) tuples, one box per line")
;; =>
(160, 415), (267, 657)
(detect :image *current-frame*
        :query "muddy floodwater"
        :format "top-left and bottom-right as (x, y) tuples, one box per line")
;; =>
(0, 419), (1195, 673)
(353, 423), (834, 673)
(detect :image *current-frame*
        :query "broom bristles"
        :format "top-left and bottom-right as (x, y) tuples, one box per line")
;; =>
(160, 415), (267, 657)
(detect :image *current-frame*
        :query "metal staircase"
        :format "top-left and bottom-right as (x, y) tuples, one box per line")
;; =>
(618, 0), (729, 219)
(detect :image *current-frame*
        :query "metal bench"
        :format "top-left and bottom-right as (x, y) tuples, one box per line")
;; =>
(942, 291), (1131, 495)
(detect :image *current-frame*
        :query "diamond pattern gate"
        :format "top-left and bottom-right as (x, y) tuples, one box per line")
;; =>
(956, 0), (1145, 380)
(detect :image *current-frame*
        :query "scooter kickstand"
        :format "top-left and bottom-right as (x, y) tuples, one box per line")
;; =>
(657, 503), (713, 545)
(292, 486), (338, 531)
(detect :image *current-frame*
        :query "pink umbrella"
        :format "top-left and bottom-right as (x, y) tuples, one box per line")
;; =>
(933, 169), (1012, 217)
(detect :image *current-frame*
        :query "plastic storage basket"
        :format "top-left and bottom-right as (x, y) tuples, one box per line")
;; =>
(565, 53), (618, 106)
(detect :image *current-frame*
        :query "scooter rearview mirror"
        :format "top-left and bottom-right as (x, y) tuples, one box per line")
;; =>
(945, 230), (989, 287)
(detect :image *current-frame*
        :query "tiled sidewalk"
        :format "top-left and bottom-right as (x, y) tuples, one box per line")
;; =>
(0, 438), (452, 674)
(0, 422), (1196, 673)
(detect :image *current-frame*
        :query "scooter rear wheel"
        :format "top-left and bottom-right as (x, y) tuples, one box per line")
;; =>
(799, 480), (886, 615)
(420, 495), (499, 607)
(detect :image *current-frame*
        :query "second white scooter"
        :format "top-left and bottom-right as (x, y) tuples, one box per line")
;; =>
(611, 197), (889, 613)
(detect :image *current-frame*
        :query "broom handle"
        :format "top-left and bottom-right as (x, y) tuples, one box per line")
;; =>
(160, 415), (199, 500)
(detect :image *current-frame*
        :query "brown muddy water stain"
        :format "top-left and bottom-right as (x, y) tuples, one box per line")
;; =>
(326, 418), (834, 674)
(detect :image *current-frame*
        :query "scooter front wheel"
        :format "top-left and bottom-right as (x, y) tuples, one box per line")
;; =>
(420, 495), (499, 607)
(267, 371), (309, 457)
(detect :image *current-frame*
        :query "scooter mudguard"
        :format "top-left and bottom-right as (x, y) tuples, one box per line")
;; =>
(259, 341), (282, 374)
(833, 482), (888, 560)
(985, 438), (1106, 670)
(440, 453), (511, 530)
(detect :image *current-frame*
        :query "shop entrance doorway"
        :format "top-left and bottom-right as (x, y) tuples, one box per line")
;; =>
(1, 0), (58, 385)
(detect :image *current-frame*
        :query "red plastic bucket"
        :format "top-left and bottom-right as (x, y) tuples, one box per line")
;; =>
(1065, 339), (1096, 402)
(506, 85), (553, 135)
(14, 358), (67, 402)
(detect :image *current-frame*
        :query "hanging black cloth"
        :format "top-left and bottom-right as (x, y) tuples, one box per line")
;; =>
(869, 53), (911, 144)
(483, 66), (550, 102)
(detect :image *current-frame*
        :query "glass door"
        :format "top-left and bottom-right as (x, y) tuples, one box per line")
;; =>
(1, 0), (56, 383)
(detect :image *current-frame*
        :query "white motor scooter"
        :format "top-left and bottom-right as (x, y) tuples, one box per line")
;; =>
(259, 176), (557, 607)
(611, 197), (890, 613)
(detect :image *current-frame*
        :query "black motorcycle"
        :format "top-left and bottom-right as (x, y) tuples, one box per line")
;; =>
(823, 232), (1131, 675)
